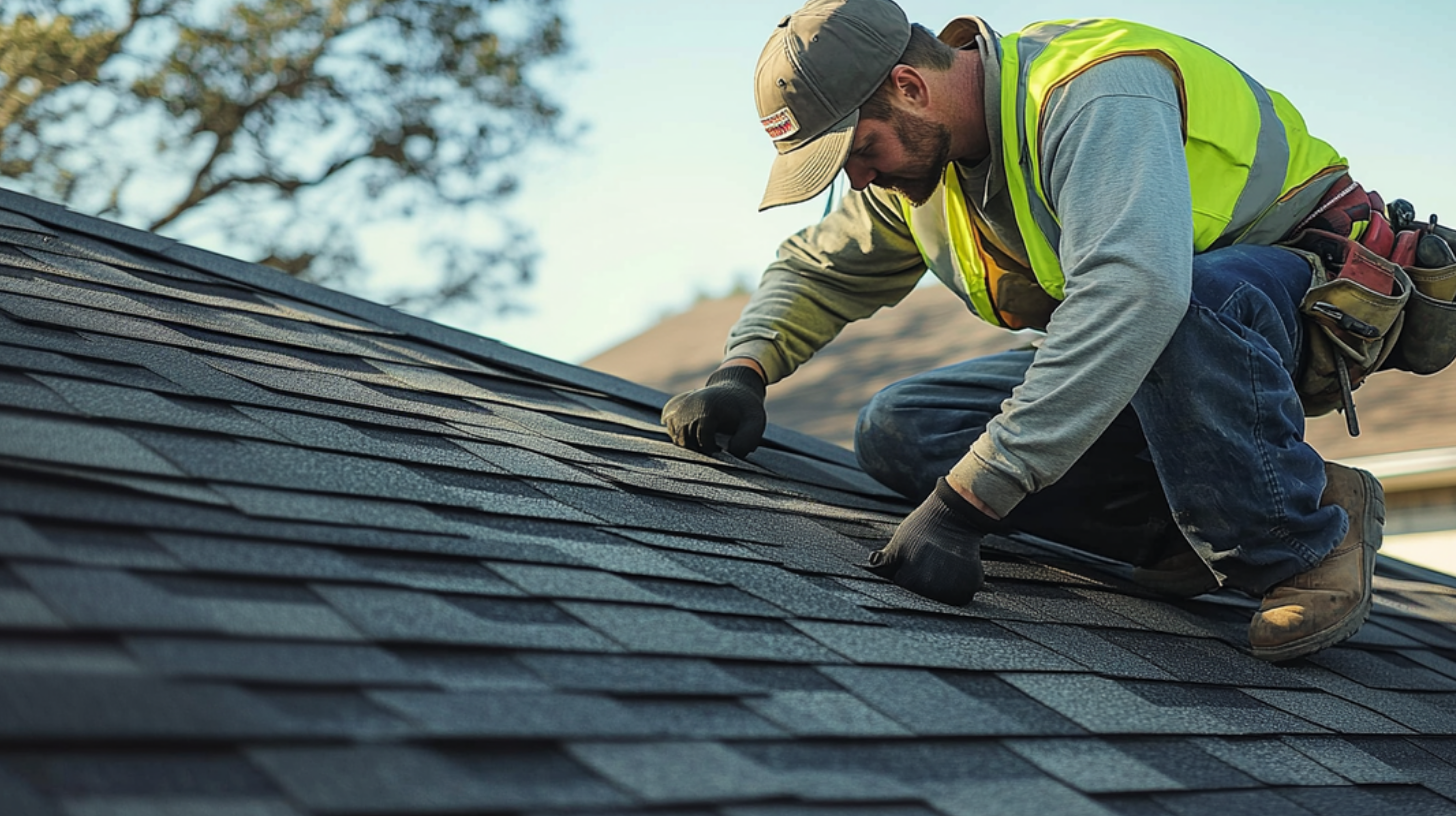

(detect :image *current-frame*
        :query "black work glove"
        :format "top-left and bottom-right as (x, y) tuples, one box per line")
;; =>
(660, 365), (767, 457)
(866, 477), (1005, 606)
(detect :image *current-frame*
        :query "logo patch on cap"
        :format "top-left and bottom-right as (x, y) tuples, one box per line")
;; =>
(761, 107), (799, 141)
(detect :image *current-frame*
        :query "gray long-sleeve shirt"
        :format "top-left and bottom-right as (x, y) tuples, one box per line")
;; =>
(724, 25), (1195, 517)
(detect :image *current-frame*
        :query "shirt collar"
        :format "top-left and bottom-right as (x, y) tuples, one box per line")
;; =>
(939, 17), (1005, 208)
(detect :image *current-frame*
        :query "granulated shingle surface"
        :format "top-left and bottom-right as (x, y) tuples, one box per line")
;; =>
(8, 185), (1456, 814)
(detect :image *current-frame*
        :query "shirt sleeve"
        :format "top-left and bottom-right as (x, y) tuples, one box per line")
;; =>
(724, 185), (927, 384)
(949, 56), (1195, 515)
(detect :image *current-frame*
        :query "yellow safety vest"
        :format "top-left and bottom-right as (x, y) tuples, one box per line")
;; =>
(902, 18), (1348, 329)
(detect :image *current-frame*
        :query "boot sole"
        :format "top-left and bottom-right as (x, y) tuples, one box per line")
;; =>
(1250, 469), (1385, 662)
(1131, 567), (1220, 598)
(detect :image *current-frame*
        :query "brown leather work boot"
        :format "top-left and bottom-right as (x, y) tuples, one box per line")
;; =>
(1248, 463), (1384, 662)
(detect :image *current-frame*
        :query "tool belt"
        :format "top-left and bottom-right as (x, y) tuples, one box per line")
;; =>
(1284, 176), (1456, 435)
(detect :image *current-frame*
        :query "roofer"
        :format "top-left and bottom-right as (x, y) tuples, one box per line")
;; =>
(660, 0), (1456, 661)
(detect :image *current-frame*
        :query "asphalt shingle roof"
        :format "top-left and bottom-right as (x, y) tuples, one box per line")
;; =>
(7, 185), (1456, 814)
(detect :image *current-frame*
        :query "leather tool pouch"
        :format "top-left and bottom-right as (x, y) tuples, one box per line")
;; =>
(1383, 225), (1456, 375)
(1285, 230), (1411, 430)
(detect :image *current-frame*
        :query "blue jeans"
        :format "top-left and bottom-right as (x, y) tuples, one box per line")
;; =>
(855, 245), (1346, 594)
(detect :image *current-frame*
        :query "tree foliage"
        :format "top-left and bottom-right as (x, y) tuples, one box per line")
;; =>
(0, 0), (572, 314)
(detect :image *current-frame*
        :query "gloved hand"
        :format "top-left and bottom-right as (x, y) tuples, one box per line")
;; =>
(866, 477), (1005, 606)
(660, 365), (767, 457)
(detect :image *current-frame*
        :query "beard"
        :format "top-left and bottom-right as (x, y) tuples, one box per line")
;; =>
(873, 107), (953, 206)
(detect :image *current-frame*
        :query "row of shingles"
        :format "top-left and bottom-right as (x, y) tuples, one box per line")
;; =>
(978, 575), (1456, 803)
(6, 583), (1453, 816)
(504, 737), (1444, 816)
(530, 740), (1113, 816)
(0, 252), (420, 384)
(706, 506), (1456, 805)
(1055, 538), (1456, 751)
(584, 379), (1431, 729)
(0, 231), (1083, 816)
(512, 375), (1456, 816)
(6, 235), (906, 539)
(1374, 601), (1456, 724)
(351, 336), (1056, 803)
(0, 349), (757, 804)
(527, 638), (1105, 811)
(0, 320), (840, 676)
(0, 259), (1397, 810)
(0, 233), (797, 810)
(0, 206), (914, 810)
(1361, 571), (1456, 696)
(493, 424), (1456, 813)
(974, 565), (1456, 806)
(2, 512), (815, 814)
(1167, 572), (1456, 741)
(5, 221), (1450, 810)
(0, 497), (387, 816)
(0, 211), (534, 372)
(0, 223), (655, 445)
(971, 507), (1456, 752)
(610, 466), (1456, 748)
(460, 422), (1292, 816)
(5, 428), (1362, 751)
(0, 748), (311, 816)
(842, 504), (1456, 677)
(1036, 735), (1405, 807)
(0, 227), (1147, 810)
(107, 347), (894, 678)
(2, 217), (903, 525)
(0, 387), (1432, 810)
(4, 511), (1117, 813)
(1, 190), (869, 486)
(11, 220), (945, 546)
(957, 620), (1456, 812)
(256, 256), (1456, 810)
(17, 199), (1456, 638)
(0, 238), (664, 578)
(446, 366), (1347, 799)
(0, 743), (627, 816)
(0, 266), (861, 681)
(0, 239), (389, 340)
(1096, 784), (1456, 816)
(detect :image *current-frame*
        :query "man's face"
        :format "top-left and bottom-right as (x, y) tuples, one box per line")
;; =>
(842, 105), (952, 206)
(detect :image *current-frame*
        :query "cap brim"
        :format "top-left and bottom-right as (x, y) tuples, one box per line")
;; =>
(758, 110), (858, 211)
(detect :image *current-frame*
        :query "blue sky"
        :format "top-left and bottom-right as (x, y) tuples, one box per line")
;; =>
(419, 0), (1456, 364)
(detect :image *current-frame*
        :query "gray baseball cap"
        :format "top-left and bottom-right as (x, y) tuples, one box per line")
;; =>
(754, 0), (911, 211)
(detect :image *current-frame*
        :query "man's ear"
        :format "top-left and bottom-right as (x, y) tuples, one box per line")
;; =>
(887, 65), (931, 110)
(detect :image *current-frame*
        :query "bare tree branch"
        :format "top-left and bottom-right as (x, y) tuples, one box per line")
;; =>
(0, 0), (573, 316)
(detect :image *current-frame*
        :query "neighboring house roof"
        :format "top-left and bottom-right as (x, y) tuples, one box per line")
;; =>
(585, 289), (1456, 462)
(8, 185), (1456, 814)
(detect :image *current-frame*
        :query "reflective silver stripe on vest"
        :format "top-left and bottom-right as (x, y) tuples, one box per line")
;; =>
(1222, 67), (1290, 240)
(1013, 23), (1090, 254)
(1014, 25), (1291, 255)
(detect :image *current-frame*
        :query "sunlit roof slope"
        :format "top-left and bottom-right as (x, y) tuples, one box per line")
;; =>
(6, 186), (1456, 815)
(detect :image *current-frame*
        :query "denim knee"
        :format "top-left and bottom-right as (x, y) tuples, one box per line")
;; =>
(854, 384), (927, 500)
(854, 355), (1027, 500)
